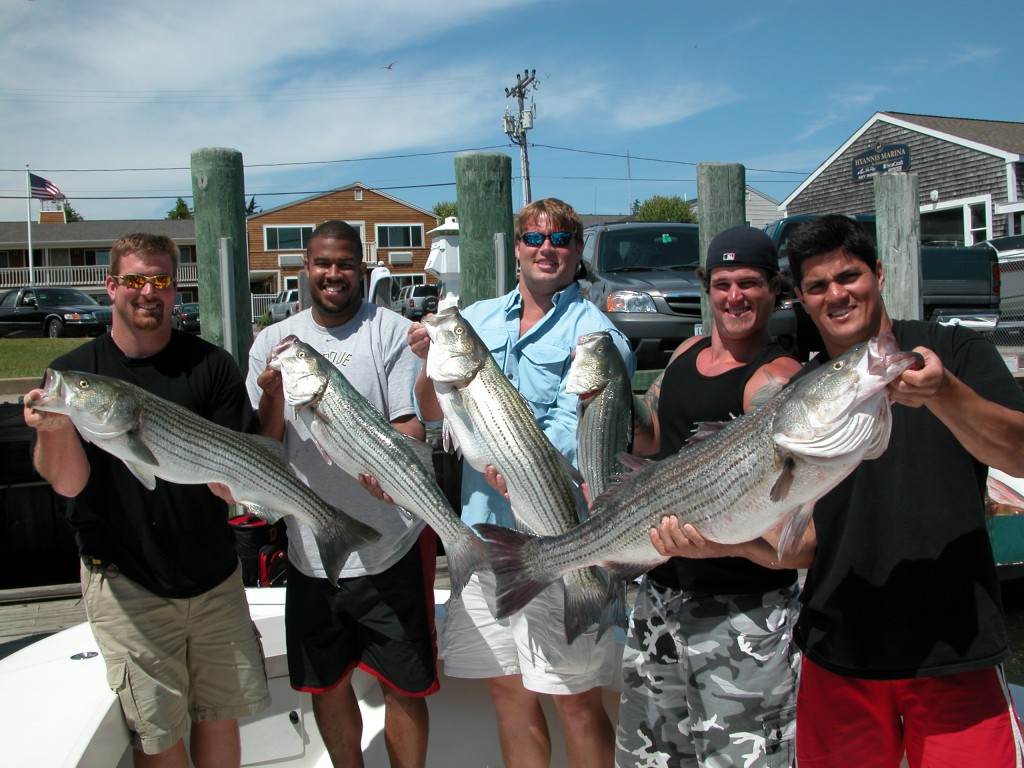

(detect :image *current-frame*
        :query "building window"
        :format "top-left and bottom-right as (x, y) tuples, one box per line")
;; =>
(355, 189), (363, 201)
(266, 225), (315, 250)
(85, 249), (110, 266)
(376, 224), (423, 249)
(0, 252), (9, 268)
(179, 245), (196, 264)
(968, 203), (988, 245)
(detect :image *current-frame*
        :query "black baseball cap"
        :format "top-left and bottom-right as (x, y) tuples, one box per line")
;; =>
(705, 226), (780, 274)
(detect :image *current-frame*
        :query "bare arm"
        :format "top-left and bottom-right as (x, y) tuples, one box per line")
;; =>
(409, 322), (443, 423)
(255, 367), (286, 440)
(633, 338), (700, 457)
(890, 347), (1024, 476)
(24, 389), (90, 497)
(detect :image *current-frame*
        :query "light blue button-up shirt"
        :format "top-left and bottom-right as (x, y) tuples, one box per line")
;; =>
(448, 282), (636, 529)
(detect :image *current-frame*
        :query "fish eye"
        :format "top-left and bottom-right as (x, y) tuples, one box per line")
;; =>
(831, 361), (846, 371)
(455, 327), (464, 335)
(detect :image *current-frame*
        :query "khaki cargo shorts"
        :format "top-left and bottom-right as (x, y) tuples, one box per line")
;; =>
(81, 562), (270, 755)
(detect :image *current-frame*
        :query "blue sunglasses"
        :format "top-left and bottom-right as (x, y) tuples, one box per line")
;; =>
(520, 231), (574, 247)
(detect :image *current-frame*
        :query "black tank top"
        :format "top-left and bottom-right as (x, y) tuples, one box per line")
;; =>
(646, 337), (798, 593)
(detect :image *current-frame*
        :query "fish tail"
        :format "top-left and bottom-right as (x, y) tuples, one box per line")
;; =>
(562, 566), (617, 645)
(316, 507), (383, 583)
(444, 529), (490, 598)
(474, 523), (557, 619)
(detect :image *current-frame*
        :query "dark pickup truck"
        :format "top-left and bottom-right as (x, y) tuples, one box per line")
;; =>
(0, 286), (113, 338)
(764, 214), (1001, 357)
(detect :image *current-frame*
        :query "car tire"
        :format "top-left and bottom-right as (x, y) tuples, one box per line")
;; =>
(46, 319), (64, 339)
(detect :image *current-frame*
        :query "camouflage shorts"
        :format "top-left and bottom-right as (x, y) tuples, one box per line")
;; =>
(615, 579), (800, 768)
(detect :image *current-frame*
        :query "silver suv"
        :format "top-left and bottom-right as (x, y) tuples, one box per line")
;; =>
(393, 284), (439, 319)
(269, 289), (299, 323)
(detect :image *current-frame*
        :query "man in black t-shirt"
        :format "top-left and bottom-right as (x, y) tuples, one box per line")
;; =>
(616, 227), (804, 768)
(782, 215), (1024, 767)
(24, 233), (269, 767)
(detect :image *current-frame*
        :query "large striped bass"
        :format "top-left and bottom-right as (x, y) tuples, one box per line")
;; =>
(566, 331), (633, 500)
(267, 334), (487, 596)
(422, 307), (618, 642)
(477, 331), (924, 625)
(26, 368), (381, 583)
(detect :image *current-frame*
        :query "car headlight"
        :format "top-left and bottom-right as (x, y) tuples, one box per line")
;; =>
(63, 312), (93, 321)
(606, 290), (657, 313)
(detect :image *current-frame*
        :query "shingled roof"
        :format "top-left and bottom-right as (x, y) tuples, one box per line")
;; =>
(0, 219), (196, 249)
(881, 112), (1024, 155)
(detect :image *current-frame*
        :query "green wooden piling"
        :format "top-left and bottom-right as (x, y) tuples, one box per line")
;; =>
(190, 147), (253, 373)
(453, 152), (515, 308)
(696, 162), (747, 332)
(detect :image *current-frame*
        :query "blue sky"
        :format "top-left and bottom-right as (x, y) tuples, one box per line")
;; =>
(1, 0), (1020, 224)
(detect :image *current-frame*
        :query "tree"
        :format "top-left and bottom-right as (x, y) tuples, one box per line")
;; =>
(166, 197), (194, 219)
(245, 196), (261, 216)
(432, 201), (458, 221)
(635, 195), (696, 223)
(60, 200), (84, 222)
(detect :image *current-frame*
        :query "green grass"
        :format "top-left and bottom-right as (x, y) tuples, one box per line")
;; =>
(0, 338), (89, 379)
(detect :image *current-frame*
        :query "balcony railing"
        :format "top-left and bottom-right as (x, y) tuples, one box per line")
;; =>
(0, 263), (200, 290)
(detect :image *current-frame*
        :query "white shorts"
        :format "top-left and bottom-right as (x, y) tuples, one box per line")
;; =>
(439, 569), (618, 695)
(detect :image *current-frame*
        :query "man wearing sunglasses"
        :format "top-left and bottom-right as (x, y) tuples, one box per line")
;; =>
(410, 198), (636, 768)
(24, 233), (269, 767)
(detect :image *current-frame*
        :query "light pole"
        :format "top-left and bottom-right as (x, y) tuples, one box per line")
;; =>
(503, 69), (538, 208)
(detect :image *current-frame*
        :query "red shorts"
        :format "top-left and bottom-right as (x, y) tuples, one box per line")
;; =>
(796, 657), (1024, 767)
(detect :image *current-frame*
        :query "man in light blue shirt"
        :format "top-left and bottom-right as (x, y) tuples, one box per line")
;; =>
(411, 198), (635, 768)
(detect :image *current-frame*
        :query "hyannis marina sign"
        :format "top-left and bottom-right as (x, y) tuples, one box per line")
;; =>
(852, 144), (911, 181)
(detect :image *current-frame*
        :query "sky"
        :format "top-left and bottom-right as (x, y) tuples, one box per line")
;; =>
(2, 0), (1021, 225)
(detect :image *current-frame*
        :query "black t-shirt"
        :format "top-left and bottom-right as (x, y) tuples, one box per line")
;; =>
(50, 331), (256, 597)
(646, 337), (799, 594)
(795, 320), (1024, 679)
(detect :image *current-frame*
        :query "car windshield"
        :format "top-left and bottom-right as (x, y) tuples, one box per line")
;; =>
(600, 229), (700, 272)
(181, 303), (199, 312)
(35, 289), (99, 305)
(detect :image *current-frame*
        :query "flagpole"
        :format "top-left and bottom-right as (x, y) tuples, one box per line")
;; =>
(25, 166), (34, 285)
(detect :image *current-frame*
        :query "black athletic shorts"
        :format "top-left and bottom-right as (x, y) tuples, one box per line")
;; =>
(285, 531), (439, 696)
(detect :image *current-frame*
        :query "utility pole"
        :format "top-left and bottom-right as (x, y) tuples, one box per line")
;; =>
(503, 69), (538, 208)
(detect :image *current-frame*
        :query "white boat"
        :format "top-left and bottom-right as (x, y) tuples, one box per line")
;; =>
(0, 587), (624, 767)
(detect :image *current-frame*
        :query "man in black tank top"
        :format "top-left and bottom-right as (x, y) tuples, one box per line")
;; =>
(615, 227), (804, 768)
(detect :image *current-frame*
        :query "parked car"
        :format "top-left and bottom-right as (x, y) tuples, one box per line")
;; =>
(269, 289), (300, 323)
(171, 302), (201, 333)
(393, 284), (439, 320)
(0, 286), (113, 338)
(580, 221), (800, 369)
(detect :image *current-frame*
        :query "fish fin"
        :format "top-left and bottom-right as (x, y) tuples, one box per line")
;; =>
(120, 431), (159, 467)
(316, 507), (384, 583)
(769, 457), (796, 502)
(244, 433), (288, 462)
(595, 576), (627, 643)
(241, 503), (285, 524)
(307, 421), (336, 466)
(606, 560), (663, 582)
(562, 567), (614, 644)
(122, 460), (159, 490)
(441, 420), (462, 457)
(444, 527), (491, 598)
(777, 502), (816, 558)
(616, 452), (652, 473)
(474, 523), (557, 619)
(686, 420), (731, 445)
(402, 433), (437, 478)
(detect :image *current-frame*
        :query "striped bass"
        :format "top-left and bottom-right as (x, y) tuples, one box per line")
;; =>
(566, 331), (633, 500)
(422, 307), (618, 642)
(267, 334), (487, 596)
(477, 331), (924, 625)
(26, 368), (381, 583)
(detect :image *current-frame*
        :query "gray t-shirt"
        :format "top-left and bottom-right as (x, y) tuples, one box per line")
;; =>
(247, 302), (425, 578)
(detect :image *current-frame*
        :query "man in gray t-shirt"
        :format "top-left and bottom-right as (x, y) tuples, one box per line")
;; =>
(247, 221), (437, 767)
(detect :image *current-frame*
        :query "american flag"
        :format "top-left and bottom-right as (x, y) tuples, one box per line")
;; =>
(29, 172), (62, 200)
